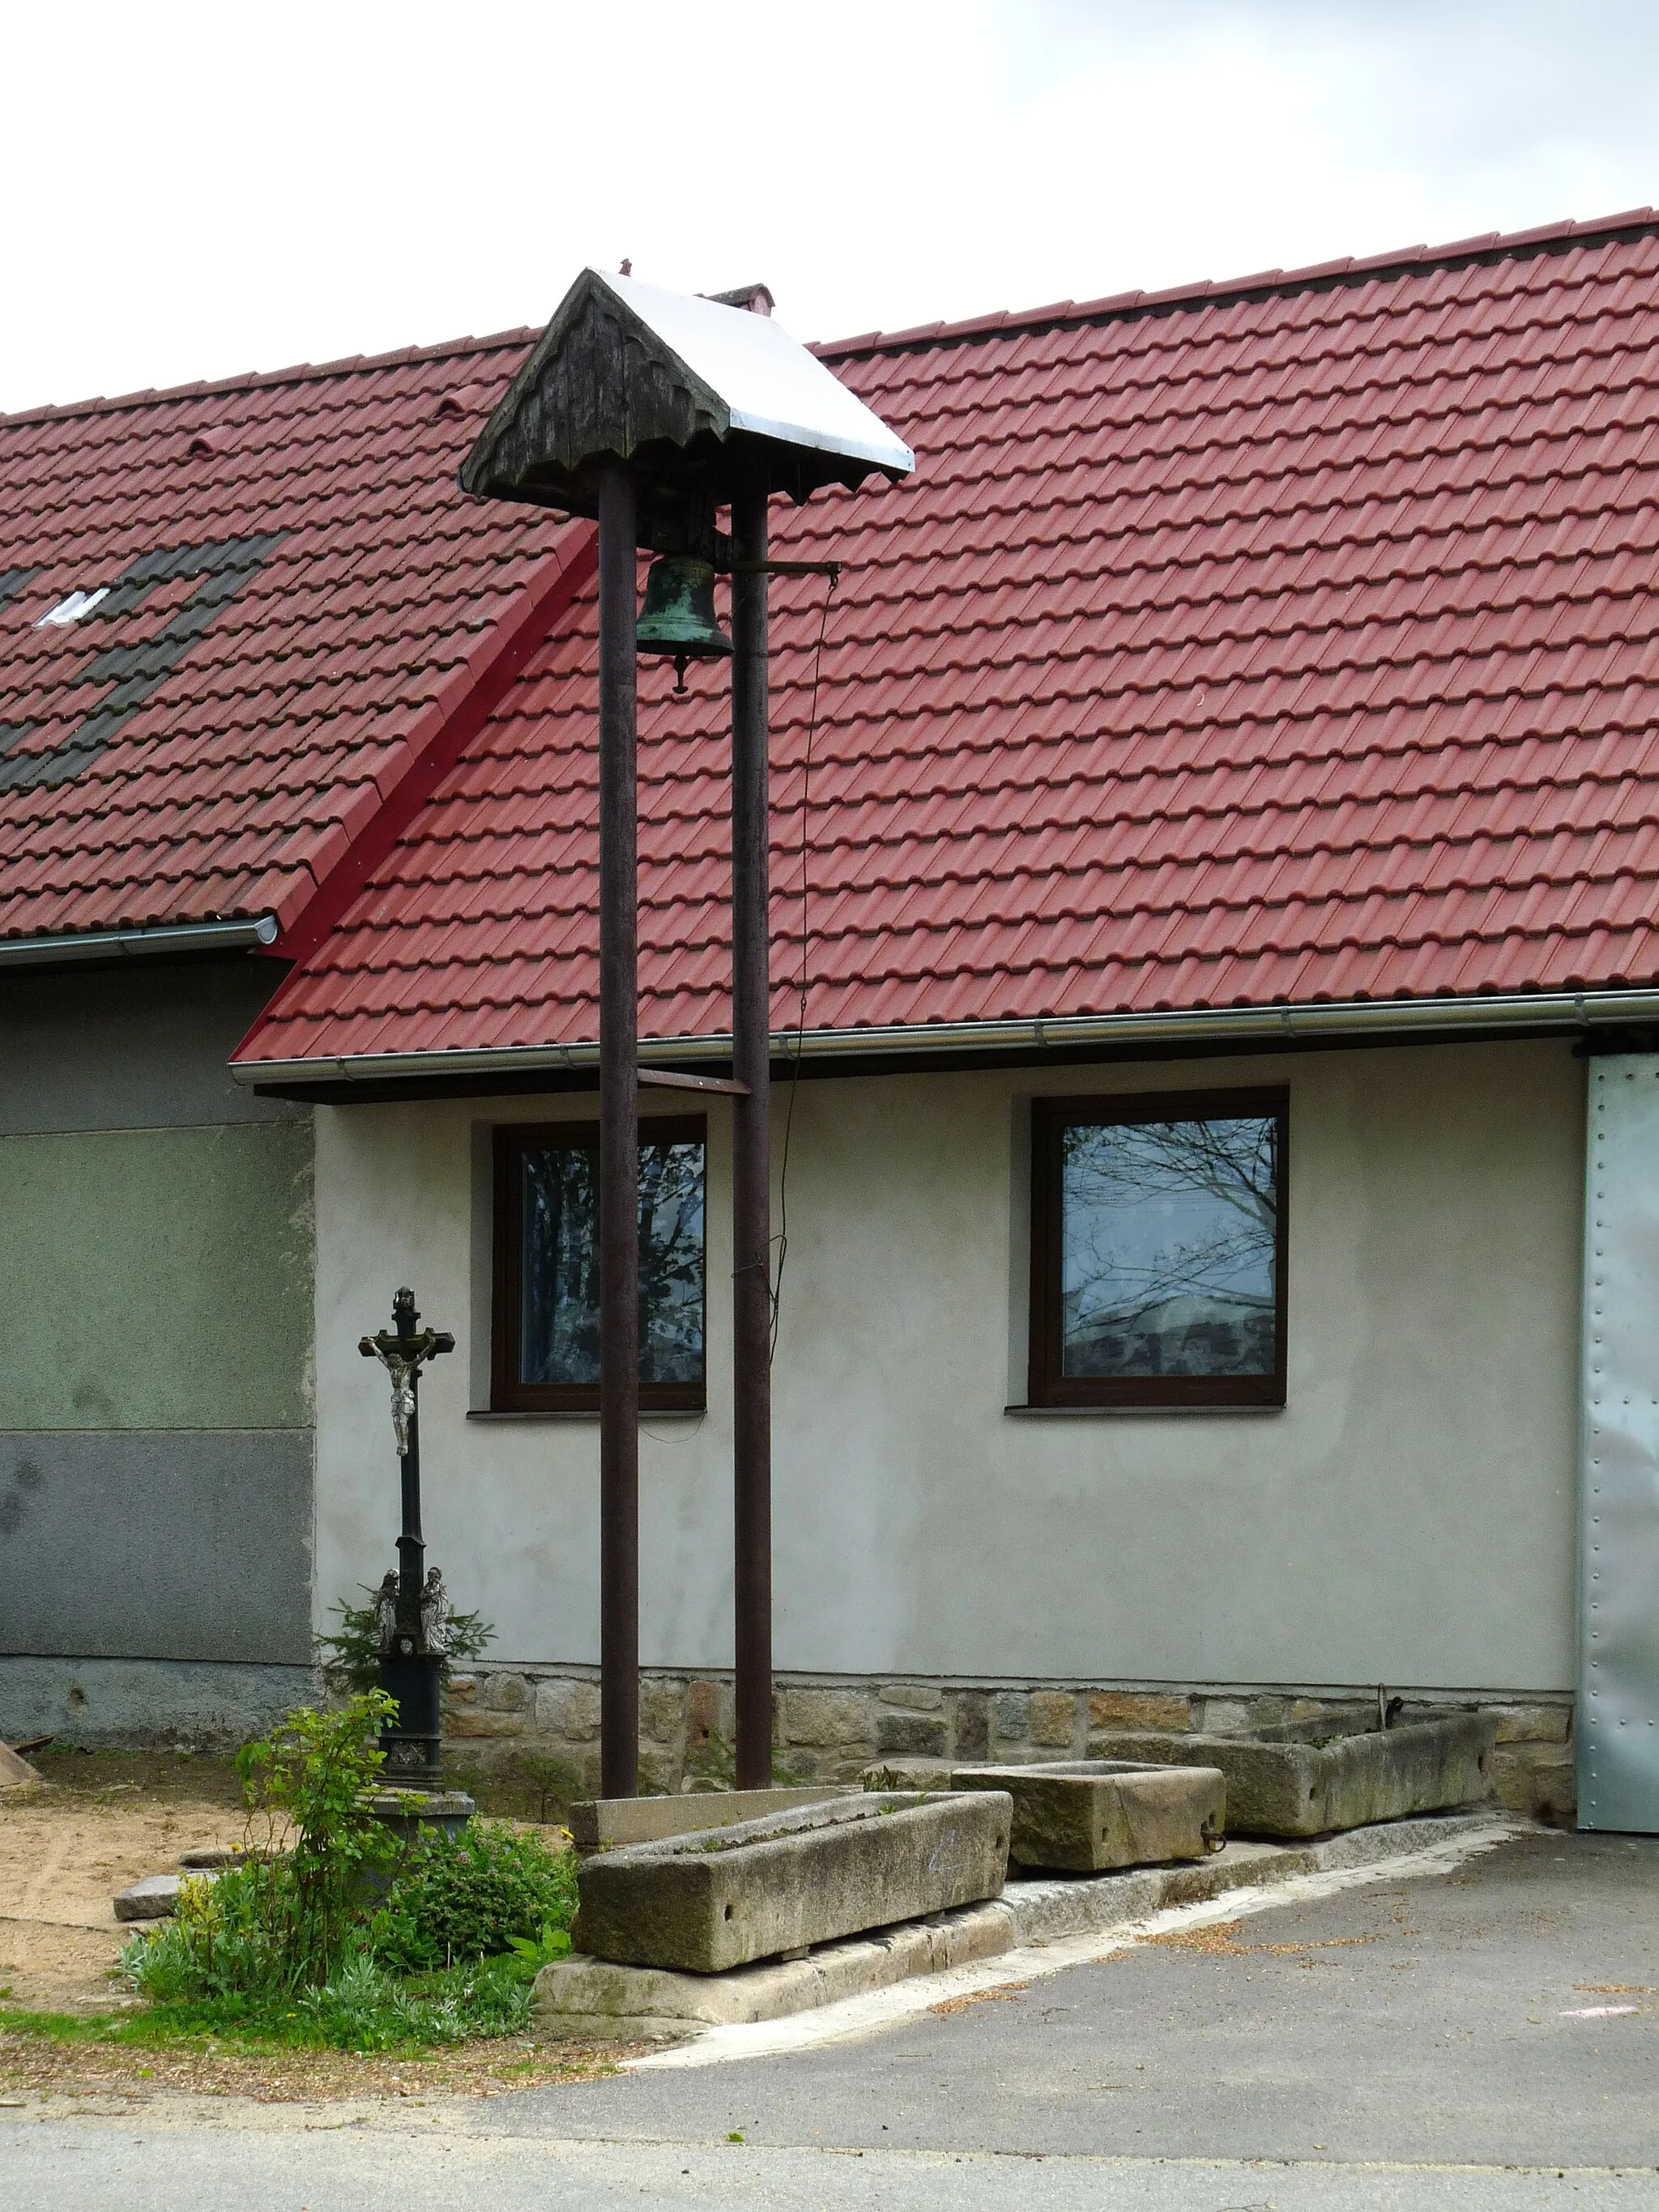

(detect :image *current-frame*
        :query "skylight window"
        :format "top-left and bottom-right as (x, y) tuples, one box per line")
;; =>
(34, 587), (109, 629)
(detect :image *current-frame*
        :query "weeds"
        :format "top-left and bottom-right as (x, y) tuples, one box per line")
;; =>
(110, 1694), (580, 2054)
(370, 1824), (576, 1974)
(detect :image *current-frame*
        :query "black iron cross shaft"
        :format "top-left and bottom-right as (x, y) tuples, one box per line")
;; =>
(359, 1285), (454, 1604)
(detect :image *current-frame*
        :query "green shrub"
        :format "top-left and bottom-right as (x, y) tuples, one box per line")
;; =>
(236, 1690), (401, 1987)
(119, 1694), (578, 2051)
(503, 1749), (586, 1823)
(126, 1693), (396, 2005)
(316, 1591), (493, 1694)
(371, 1822), (577, 1973)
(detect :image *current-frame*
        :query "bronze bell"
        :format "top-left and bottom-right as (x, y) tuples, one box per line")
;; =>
(637, 555), (732, 692)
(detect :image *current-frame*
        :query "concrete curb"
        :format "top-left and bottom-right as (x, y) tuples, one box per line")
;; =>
(535, 1810), (1512, 2040)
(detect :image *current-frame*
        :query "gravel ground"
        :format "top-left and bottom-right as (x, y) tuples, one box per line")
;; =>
(0, 1758), (247, 2011)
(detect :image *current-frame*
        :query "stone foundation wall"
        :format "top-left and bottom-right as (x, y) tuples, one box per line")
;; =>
(442, 1669), (1576, 1822)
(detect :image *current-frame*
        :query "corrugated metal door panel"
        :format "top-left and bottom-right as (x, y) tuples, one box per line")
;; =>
(1580, 1055), (1659, 1832)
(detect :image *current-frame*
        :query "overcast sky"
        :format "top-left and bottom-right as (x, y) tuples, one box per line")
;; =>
(6, 0), (1659, 414)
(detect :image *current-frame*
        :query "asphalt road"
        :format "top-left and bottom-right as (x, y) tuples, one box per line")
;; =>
(6, 1830), (1658, 2210)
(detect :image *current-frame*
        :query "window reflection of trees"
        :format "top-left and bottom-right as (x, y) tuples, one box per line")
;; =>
(1061, 1116), (1277, 1379)
(519, 1140), (705, 1387)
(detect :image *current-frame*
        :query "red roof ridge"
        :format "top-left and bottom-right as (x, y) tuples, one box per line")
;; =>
(19, 202), (1656, 429)
(0, 324), (546, 431)
(812, 205), (1659, 360)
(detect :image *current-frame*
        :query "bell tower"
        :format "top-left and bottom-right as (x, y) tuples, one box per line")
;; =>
(462, 271), (912, 1795)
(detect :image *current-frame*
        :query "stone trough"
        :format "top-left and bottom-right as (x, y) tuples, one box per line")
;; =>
(568, 1786), (855, 1855)
(943, 1760), (1225, 1873)
(1086, 1710), (1498, 1837)
(569, 1789), (1012, 1975)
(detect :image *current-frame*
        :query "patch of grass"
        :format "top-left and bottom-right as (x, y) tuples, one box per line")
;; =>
(2, 1947), (544, 2056)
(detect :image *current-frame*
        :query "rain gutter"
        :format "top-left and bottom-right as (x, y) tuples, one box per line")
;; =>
(0, 914), (279, 970)
(228, 982), (1659, 1091)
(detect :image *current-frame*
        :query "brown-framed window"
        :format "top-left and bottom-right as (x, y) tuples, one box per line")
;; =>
(1028, 1088), (1288, 1409)
(492, 1117), (707, 1413)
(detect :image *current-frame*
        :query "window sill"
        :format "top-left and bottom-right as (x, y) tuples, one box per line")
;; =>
(1004, 1401), (1285, 1418)
(467, 1407), (707, 1424)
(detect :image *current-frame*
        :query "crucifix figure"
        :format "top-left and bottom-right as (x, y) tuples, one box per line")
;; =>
(359, 1286), (454, 1781)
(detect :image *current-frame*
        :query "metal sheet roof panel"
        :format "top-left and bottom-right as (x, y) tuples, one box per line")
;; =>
(597, 272), (915, 476)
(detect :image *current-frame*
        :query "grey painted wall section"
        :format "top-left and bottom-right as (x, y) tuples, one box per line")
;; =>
(0, 1656), (315, 1750)
(0, 957), (305, 1133)
(0, 1430), (313, 1663)
(0, 954), (315, 1686)
(312, 1037), (1585, 1697)
(0, 1120), (315, 1431)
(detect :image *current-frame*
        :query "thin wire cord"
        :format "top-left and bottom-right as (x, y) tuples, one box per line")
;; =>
(770, 575), (837, 1362)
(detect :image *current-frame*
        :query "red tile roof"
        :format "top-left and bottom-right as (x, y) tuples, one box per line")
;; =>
(0, 331), (585, 944)
(237, 209), (1659, 1072)
(28, 211), (1659, 1069)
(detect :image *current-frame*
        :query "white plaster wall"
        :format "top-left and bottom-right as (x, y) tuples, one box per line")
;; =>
(312, 1038), (1584, 1694)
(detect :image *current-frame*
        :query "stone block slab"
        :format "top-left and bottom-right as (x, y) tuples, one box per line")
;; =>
(878, 1683), (943, 1711)
(638, 1681), (684, 1742)
(954, 1694), (991, 1761)
(114, 1869), (220, 1922)
(0, 1741), (40, 1789)
(1027, 1691), (1077, 1748)
(441, 1708), (524, 1740)
(778, 1690), (870, 1746)
(365, 1790), (475, 1847)
(1489, 1703), (1572, 1745)
(478, 1673), (531, 1713)
(1088, 1691), (1192, 1733)
(534, 1679), (600, 1739)
(572, 1790), (1012, 1973)
(992, 1691), (1028, 1740)
(568, 1786), (853, 1853)
(1490, 1743), (1576, 1818)
(1086, 1711), (1497, 1836)
(874, 1711), (947, 1757)
(535, 1899), (1014, 2037)
(952, 1760), (1226, 1873)
(862, 1758), (956, 1792)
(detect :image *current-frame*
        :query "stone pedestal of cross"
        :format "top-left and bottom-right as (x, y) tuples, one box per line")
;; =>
(359, 1286), (454, 1784)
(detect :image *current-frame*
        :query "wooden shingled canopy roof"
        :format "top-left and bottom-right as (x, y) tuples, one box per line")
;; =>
(460, 268), (914, 530)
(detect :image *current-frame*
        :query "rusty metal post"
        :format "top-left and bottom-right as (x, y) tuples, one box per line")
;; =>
(731, 475), (773, 1788)
(597, 462), (640, 1798)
